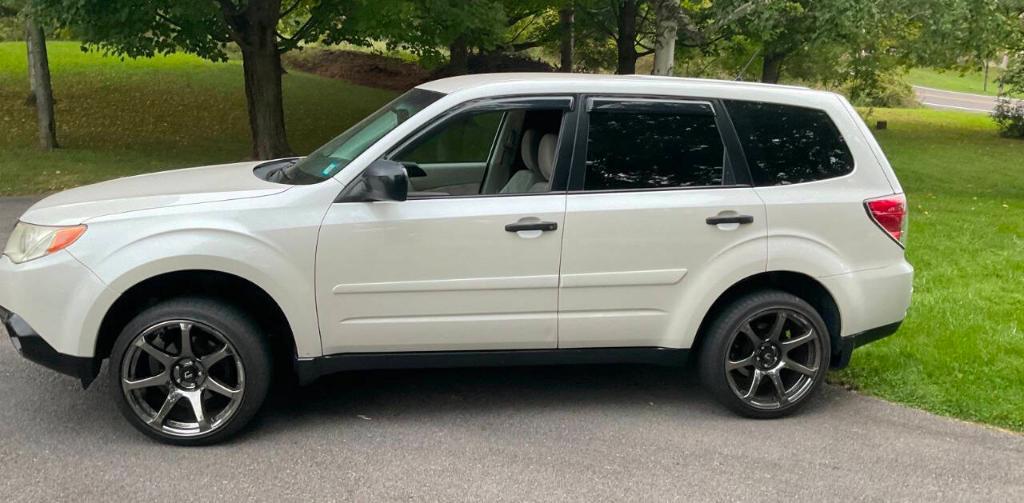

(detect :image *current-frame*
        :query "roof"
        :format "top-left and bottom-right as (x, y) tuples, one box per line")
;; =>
(416, 72), (813, 95)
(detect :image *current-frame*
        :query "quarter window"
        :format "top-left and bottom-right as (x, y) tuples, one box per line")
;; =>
(725, 101), (854, 186)
(583, 107), (726, 191)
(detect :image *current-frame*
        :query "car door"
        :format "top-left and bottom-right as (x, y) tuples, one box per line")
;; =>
(557, 97), (768, 349)
(315, 97), (577, 354)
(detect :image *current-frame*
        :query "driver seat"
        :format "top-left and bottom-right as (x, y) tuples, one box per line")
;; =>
(500, 130), (544, 194)
(500, 130), (558, 194)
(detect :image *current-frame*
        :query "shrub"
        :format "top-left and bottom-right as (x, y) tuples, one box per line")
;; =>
(994, 56), (1024, 138)
(993, 98), (1024, 138)
(846, 71), (917, 108)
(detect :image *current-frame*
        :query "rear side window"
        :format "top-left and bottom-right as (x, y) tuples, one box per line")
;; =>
(725, 101), (853, 186)
(583, 107), (725, 191)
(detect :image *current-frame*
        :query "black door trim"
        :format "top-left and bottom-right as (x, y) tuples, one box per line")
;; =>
(294, 347), (690, 385)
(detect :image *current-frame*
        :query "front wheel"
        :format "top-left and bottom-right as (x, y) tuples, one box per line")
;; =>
(698, 290), (831, 418)
(110, 297), (272, 445)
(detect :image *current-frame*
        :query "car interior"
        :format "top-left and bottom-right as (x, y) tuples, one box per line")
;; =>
(396, 108), (566, 197)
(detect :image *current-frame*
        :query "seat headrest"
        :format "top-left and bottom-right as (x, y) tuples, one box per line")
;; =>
(520, 130), (542, 174)
(537, 134), (558, 181)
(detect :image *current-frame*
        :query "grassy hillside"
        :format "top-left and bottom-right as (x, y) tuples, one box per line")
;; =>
(0, 43), (1021, 431)
(836, 109), (1024, 432)
(0, 42), (397, 195)
(907, 67), (1013, 97)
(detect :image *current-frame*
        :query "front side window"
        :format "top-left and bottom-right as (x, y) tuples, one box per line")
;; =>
(725, 100), (854, 186)
(281, 88), (444, 184)
(583, 105), (726, 191)
(393, 106), (567, 197)
(402, 112), (503, 165)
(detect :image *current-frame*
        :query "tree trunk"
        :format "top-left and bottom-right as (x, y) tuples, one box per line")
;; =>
(25, 18), (57, 150)
(25, 25), (35, 99)
(558, 6), (574, 72)
(652, 0), (680, 76)
(615, 0), (639, 75)
(449, 36), (469, 75)
(240, 43), (292, 160)
(224, 0), (292, 159)
(761, 50), (784, 84)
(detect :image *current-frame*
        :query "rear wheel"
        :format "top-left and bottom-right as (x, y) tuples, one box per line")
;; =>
(110, 297), (272, 445)
(699, 290), (830, 418)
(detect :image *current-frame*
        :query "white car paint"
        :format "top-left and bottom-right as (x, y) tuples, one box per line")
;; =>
(1, 73), (911, 368)
(557, 188), (767, 349)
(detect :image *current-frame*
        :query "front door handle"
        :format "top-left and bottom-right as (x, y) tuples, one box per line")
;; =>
(706, 214), (754, 225)
(505, 221), (558, 232)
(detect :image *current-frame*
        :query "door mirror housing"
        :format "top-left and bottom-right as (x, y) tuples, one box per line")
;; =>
(338, 159), (409, 202)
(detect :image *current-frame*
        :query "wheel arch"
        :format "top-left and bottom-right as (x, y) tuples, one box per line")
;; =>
(691, 270), (844, 366)
(94, 270), (298, 368)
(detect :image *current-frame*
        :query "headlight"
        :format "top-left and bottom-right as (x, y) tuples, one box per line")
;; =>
(3, 222), (87, 264)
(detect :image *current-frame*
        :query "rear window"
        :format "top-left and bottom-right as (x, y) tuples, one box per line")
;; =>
(725, 101), (853, 186)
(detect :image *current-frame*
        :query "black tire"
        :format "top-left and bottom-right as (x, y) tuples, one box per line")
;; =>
(698, 290), (831, 419)
(110, 297), (273, 445)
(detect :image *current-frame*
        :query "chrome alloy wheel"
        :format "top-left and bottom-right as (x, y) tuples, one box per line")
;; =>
(120, 320), (245, 438)
(724, 309), (824, 410)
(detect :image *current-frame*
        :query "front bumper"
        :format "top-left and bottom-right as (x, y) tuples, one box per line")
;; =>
(0, 251), (113, 359)
(1, 305), (100, 387)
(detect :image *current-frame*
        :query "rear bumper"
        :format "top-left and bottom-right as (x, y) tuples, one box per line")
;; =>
(819, 261), (913, 336)
(0, 305), (100, 387)
(830, 320), (902, 369)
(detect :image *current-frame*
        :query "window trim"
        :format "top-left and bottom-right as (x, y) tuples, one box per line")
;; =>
(567, 95), (752, 193)
(368, 94), (580, 201)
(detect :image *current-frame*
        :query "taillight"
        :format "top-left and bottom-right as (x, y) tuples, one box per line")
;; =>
(865, 194), (907, 247)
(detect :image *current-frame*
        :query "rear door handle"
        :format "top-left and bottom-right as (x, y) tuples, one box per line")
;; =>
(706, 215), (754, 225)
(505, 221), (558, 232)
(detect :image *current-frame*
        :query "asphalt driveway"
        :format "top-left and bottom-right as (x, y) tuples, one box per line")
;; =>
(1, 196), (1023, 501)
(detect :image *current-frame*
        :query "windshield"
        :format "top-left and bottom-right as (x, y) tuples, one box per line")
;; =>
(280, 88), (444, 184)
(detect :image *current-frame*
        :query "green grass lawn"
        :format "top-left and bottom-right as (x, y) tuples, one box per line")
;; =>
(906, 67), (1014, 97)
(1, 43), (1022, 432)
(836, 109), (1024, 432)
(0, 42), (397, 195)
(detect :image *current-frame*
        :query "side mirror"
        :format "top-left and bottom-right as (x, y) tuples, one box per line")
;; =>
(338, 159), (408, 202)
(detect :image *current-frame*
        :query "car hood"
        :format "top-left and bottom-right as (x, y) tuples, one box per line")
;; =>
(20, 161), (290, 226)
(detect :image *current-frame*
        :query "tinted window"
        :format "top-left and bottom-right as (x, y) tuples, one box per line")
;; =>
(725, 101), (853, 186)
(403, 112), (503, 164)
(584, 109), (725, 190)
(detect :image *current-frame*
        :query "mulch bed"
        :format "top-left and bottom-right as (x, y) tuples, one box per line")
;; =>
(285, 49), (557, 91)
(285, 49), (431, 91)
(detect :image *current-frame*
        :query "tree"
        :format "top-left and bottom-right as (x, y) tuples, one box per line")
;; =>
(33, 0), (392, 159)
(651, 0), (759, 76)
(727, 0), (1017, 88)
(384, 0), (507, 73)
(558, 2), (574, 71)
(575, 0), (758, 75)
(3, 1), (58, 149)
(575, 0), (647, 74)
(25, 15), (57, 149)
(651, 0), (679, 75)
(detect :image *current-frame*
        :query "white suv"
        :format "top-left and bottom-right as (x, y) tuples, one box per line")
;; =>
(0, 74), (912, 445)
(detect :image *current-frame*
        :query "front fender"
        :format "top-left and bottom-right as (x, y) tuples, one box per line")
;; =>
(71, 218), (322, 359)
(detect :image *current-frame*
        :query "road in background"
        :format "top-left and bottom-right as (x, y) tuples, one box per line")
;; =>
(913, 85), (1003, 113)
(1, 196), (1023, 501)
